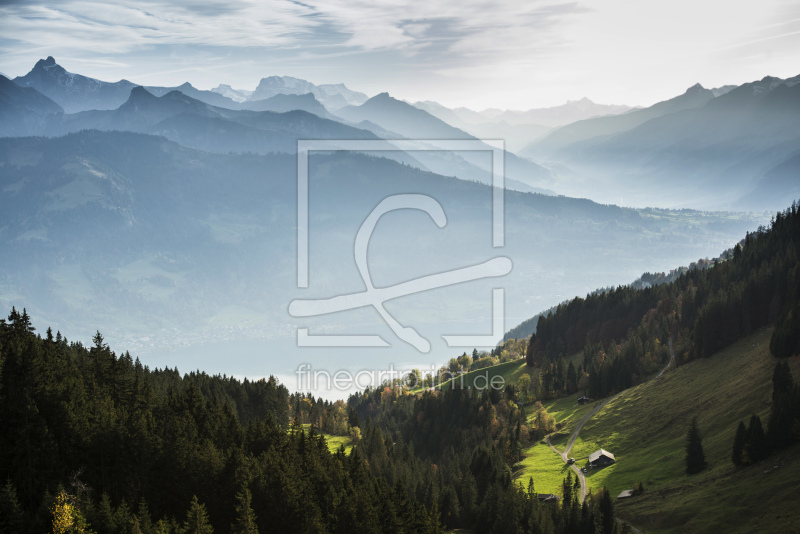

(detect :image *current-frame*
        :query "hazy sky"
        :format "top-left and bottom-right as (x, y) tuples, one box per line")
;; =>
(1, 0), (799, 109)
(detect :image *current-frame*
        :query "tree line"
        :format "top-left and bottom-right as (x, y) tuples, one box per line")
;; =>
(526, 201), (800, 399)
(0, 305), (626, 533)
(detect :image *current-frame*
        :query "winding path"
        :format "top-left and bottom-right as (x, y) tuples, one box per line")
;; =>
(545, 393), (619, 501)
(541, 338), (675, 533)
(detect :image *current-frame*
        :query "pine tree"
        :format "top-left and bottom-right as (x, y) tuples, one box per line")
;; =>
(685, 417), (706, 474)
(745, 413), (769, 463)
(231, 486), (258, 534)
(731, 421), (747, 466)
(0, 479), (25, 533)
(772, 361), (794, 403)
(182, 496), (213, 534)
(595, 487), (614, 534)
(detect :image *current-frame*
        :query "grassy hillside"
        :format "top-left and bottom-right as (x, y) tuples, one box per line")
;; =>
(564, 327), (800, 533)
(514, 441), (569, 496)
(436, 358), (533, 392)
(515, 390), (597, 495)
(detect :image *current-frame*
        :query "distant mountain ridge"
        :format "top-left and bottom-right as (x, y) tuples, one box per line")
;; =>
(335, 92), (560, 193)
(522, 83), (726, 159)
(415, 98), (636, 129)
(39, 86), (383, 157)
(248, 76), (368, 110)
(13, 56), (137, 113)
(523, 75), (800, 211)
(12, 57), (367, 114)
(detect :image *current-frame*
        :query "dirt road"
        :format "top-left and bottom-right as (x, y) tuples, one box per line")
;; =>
(541, 338), (675, 532)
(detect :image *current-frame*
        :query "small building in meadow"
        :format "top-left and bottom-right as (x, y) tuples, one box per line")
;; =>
(577, 396), (591, 405)
(588, 449), (616, 467)
(617, 489), (634, 500)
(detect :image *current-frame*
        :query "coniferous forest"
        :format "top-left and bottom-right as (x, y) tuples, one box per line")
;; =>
(0, 308), (622, 533)
(527, 201), (800, 400)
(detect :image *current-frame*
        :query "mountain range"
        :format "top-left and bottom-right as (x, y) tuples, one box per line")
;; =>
(522, 76), (800, 210)
(0, 129), (763, 362)
(416, 97), (636, 129)
(334, 92), (559, 192)
(8, 56), (798, 212)
(12, 57), (368, 114)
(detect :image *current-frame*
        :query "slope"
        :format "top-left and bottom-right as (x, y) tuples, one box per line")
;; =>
(13, 56), (137, 112)
(0, 75), (63, 136)
(336, 92), (560, 192)
(566, 328), (800, 533)
(526, 75), (800, 210)
(523, 83), (719, 159)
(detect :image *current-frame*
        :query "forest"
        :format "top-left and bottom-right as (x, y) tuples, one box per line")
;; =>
(526, 200), (800, 400)
(0, 307), (622, 533)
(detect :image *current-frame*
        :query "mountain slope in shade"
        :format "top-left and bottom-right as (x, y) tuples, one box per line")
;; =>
(0, 75), (63, 136)
(338, 93), (470, 139)
(249, 76), (368, 110)
(522, 83), (720, 159)
(240, 92), (334, 119)
(44, 87), (382, 156)
(13, 56), (137, 113)
(144, 82), (241, 109)
(336, 93), (559, 192)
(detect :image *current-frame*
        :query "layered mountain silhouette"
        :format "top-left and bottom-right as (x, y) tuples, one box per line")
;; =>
(249, 76), (367, 110)
(4, 56), (798, 212)
(418, 98), (634, 129)
(13, 57), (367, 114)
(0, 130), (761, 349)
(335, 93), (558, 192)
(521, 83), (729, 159)
(520, 76), (799, 210)
(35, 87), (378, 156)
(0, 75), (63, 136)
(239, 92), (335, 119)
(13, 56), (137, 113)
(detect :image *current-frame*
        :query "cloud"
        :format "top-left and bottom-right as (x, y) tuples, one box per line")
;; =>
(0, 0), (580, 57)
(0, 1), (320, 53)
(1, 0), (799, 109)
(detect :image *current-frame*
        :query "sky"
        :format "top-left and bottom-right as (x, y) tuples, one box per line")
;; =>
(1, 0), (799, 110)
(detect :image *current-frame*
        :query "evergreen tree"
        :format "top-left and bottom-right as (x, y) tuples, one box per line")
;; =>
(731, 421), (747, 466)
(745, 414), (769, 463)
(0, 480), (25, 533)
(231, 486), (258, 534)
(685, 417), (706, 474)
(595, 487), (614, 534)
(182, 496), (213, 534)
(772, 361), (794, 403)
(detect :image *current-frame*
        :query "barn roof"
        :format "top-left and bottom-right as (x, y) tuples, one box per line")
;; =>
(588, 449), (615, 463)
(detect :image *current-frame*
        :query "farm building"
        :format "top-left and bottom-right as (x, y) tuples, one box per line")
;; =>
(617, 490), (634, 500)
(577, 396), (591, 405)
(588, 449), (616, 467)
(536, 494), (560, 503)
